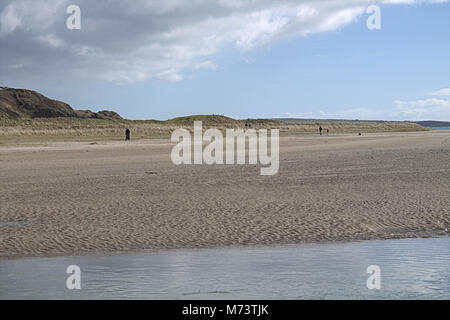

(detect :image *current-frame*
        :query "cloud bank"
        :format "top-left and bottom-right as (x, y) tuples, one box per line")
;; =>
(0, 0), (446, 84)
(288, 87), (450, 121)
(394, 88), (450, 120)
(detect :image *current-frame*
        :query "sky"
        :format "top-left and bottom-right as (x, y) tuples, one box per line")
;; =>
(0, 0), (449, 121)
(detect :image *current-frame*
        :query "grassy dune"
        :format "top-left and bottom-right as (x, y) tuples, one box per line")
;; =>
(0, 115), (428, 142)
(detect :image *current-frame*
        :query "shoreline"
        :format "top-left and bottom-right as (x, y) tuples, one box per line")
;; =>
(1, 131), (449, 260)
(2, 233), (449, 261)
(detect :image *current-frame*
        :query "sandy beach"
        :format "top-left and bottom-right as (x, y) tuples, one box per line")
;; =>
(0, 131), (449, 259)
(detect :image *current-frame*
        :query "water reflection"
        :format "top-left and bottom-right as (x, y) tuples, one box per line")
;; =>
(0, 237), (449, 299)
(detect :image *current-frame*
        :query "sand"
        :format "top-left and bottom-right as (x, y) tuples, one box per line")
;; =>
(0, 131), (449, 259)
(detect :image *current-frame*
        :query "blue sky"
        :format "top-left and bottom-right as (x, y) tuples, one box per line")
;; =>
(1, 0), (449, 120)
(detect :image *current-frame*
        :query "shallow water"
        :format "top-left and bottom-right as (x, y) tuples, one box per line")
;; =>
(430, 127), (450, 130)
(0, 237), (449, 300)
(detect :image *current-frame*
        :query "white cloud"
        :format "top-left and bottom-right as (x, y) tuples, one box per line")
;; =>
(35, 34), (65, 48)
(0, 0), (448, 84)
(0, 2), (22, 35)
(393, 98), (450, 120)
(288, 88), (450, 121)
(430, 88), (450, 96)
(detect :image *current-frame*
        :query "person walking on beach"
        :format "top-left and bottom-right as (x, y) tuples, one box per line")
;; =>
(319, 125), (323, 136)
(326, 129), (329, 136)
(125, 128), (131, 141)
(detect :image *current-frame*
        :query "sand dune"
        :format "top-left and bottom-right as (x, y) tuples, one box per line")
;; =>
(0, 131), (449, 258)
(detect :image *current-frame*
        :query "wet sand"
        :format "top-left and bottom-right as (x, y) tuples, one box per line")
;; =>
(0, 131), (449, 258)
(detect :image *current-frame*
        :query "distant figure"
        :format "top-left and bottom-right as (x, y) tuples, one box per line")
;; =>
(358, 132), (362, 136)
(125, 128), (131, 141)
(326, 129), (329, 136)
(319, 126), (323, 136)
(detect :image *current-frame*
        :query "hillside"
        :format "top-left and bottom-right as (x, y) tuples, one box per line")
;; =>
(166, 115), (282, 126)
(0, 87), (122, 120)
(0, 87), (429, 142)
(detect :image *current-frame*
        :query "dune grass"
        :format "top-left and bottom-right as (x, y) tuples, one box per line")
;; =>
(0, 115), (428, 143)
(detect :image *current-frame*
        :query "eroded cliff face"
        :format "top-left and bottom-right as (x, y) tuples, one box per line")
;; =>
(0, 87), (122, 120)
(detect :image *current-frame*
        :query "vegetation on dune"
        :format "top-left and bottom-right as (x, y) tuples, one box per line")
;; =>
(165, 115), (239, 126)
(166, 115), (283, 126)
(0, 87), (430, 142)
(0, 115), (428, 142)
